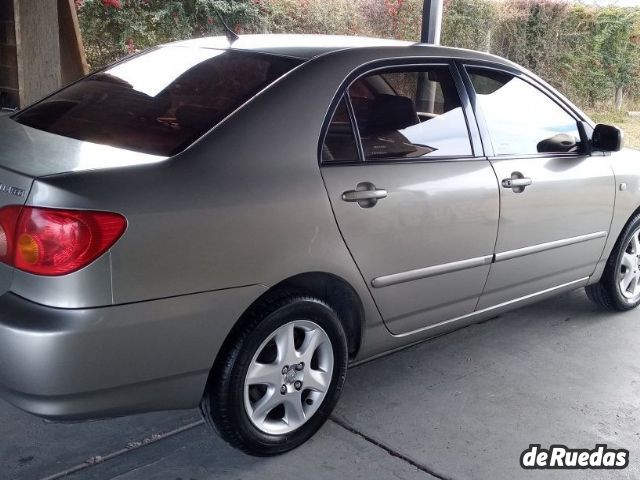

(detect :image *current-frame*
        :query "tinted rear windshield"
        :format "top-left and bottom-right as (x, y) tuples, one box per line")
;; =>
(15, 48), (301, 156)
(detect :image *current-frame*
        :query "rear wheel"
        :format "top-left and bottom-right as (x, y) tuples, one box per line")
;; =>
(200, 295), (348, 456)
(586, 213), (640, 311)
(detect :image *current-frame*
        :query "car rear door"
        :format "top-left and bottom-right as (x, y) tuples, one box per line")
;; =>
(320, 61), (499, 335)
(460, 64), (615, 309)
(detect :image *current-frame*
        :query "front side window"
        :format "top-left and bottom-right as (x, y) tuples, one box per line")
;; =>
(467, 68), (581, 156)
(15, 48), (301, 156)
(347, 66), (472, 160)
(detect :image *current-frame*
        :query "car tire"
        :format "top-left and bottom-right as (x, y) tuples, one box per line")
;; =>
(586, 212), (640, 311)
(200, 294), (348, 456)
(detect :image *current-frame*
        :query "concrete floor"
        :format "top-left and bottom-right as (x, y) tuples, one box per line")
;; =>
(3, 288), (640, 480)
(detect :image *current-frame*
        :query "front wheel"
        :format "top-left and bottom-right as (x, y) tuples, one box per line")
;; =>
(200, 295), (348, 456)
(586, 213), (640, 311)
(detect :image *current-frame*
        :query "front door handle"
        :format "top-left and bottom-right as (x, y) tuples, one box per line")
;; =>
(501, 172), (532, 193)
(342, 182), (387, 208)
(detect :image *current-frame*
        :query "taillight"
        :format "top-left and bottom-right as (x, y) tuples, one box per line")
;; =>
(0, 206), (126, 276)
(0, 206), (20, 265)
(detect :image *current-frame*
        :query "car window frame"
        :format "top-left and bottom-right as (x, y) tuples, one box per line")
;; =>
(318, 58), (483, 166)
(458, 60), (589, 160)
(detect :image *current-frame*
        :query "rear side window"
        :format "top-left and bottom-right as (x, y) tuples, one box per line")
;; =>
(348, 66), (472, 160)
(15, 48), (301, 156)
(467, 68), (581, 156)
(322, 96), (360, 163)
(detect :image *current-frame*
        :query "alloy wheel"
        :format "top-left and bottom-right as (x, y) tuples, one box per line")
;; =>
(243, 320), (333, 435)
(619, 227), (640, 301)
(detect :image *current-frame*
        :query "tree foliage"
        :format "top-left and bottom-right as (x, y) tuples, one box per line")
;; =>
(76, 0), (640, 110)
(591, 8), (640, 107)
(76, 0), (262, 67)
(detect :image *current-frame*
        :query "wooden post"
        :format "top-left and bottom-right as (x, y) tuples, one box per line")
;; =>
(2, 0), (88, 108)
(58, 0), (89, 84)
(0, 1), (19, 108)
(14, 0), (62, 106)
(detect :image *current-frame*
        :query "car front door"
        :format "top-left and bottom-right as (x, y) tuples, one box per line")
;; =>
(320, 62), (499, 335)
(462, 65), (615, 309)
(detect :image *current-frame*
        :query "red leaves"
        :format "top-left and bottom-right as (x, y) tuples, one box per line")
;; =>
(384, 0), (404, 36)
(384, 0), (404, 19)
(101, 0), (122, 9)
(125, 37), (135, 53)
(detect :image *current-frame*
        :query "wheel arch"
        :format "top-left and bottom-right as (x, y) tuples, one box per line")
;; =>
(615, 205), (640, 259)
(586, 204), (640, 309)
(273, 272), (365, 359)
(211, 272), (365, 380)
(590, 202), (640, 286)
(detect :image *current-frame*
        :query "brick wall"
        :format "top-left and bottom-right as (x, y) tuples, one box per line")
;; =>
(0, 1), (18, 109)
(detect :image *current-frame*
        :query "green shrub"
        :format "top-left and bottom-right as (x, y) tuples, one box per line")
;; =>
(77, 0), (263, 69)
(76, 0), (640, 111)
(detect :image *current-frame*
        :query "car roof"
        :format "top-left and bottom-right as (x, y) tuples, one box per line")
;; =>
(167, 34), (521, 75)
(167, 34), (480, 61)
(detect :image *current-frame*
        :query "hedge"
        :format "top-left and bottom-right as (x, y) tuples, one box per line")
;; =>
(76, 0), (640, 111)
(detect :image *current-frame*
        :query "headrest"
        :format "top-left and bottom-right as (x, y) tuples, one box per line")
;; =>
(366, 94), (419, 135)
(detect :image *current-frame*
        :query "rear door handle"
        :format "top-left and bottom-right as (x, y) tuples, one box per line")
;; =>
(501, 178), (532, 188)
(501, 172), (532, 193)
(342, 182), (387, 208)
(342, 189), (388, 202)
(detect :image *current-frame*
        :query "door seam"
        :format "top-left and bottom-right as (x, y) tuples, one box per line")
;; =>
(475, 157), (501, 311)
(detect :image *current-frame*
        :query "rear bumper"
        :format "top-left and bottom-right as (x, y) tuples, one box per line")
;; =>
(0, 285), (265, 420)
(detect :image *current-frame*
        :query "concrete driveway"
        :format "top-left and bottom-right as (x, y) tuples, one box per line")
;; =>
(3, 289), (640, 480)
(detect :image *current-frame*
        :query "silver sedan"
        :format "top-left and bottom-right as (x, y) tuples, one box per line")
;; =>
(0, 34), (636, 455)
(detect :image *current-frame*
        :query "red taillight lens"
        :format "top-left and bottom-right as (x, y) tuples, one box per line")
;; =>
(0, 206), (126, 276)
(0, 206), (20, 265)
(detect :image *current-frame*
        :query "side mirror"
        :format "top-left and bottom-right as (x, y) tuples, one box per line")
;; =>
(592, 124), (623, 152)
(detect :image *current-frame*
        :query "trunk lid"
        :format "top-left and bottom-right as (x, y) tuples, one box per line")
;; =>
(0, 114), (163, 295)
(0, 115), (165, 178)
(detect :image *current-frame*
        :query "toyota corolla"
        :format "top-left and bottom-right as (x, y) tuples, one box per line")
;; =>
(0, 34), (637, 455)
